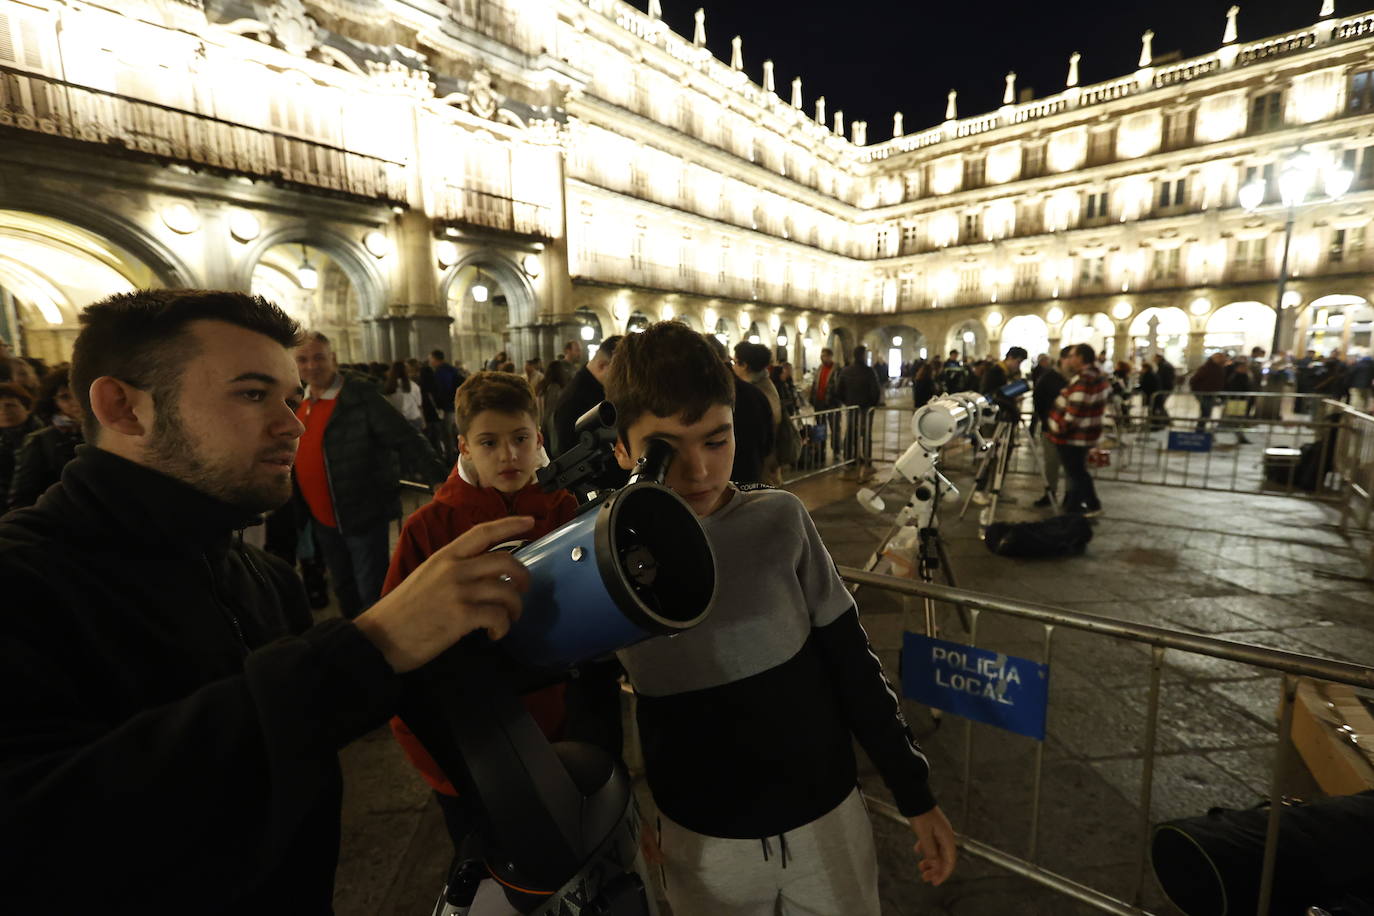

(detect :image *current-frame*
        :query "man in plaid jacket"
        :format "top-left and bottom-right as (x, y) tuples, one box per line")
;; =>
(1046, 343), (1111, 517)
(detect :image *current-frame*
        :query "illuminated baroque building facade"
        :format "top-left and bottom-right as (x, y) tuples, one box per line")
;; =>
(2, 0), (1373, 374)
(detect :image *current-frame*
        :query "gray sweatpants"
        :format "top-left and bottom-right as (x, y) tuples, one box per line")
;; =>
(656, 789), (881, 916)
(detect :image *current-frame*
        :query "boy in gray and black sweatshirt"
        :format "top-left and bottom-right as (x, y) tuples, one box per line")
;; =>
(606, 322), (957, 916)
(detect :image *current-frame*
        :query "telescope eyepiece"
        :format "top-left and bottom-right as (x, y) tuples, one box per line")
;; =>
(630, 438), (675, 485)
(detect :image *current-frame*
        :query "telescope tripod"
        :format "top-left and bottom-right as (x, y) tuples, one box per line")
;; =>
(861, 452), (970, 638)
(960, 412), (1056, 529)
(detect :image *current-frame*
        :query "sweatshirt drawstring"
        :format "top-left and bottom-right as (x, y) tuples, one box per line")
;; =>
(760, 834), (789, 868)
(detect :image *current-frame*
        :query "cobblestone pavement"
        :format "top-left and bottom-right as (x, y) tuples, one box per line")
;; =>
(333, 465), (1373, 916)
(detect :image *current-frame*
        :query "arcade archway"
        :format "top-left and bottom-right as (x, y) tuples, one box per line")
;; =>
(1205, 302), (1276, 357)
(775, 322), (795, 365)
(947, 320), (987, 361)
(1064, 312), (1117, 363)
(1302, 294), (1372, 357)
(801, 326), (822, 373)
(864, 324), (927, 379)
(828, 326), (856, 363)
(251, 242), (366, 362)
(0, 210), (158, 363)
(1129, 307), (1188, 367)
(998, 314), (1050, 362)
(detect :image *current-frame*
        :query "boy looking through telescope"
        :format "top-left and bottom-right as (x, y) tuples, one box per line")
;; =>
(606, 321), (957, 915)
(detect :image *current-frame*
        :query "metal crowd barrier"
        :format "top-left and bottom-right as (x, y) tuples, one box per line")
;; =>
(779, 405), (863, 484)
(838, 566), (1374, 916)
(1327, 401), (1374, 539)
(864, 392), (1354, 502)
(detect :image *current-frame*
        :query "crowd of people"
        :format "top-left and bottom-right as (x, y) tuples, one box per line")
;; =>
(0, 346), (88, 511)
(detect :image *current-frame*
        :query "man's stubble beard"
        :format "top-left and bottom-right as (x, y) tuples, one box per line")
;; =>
(144, 396), (291, 514)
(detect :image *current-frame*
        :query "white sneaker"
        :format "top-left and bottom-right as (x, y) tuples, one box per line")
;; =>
(971, 490), (991, 505)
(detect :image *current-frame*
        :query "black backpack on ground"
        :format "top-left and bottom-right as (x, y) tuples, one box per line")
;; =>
(1151, 792), (1374, 916)
(1266, 425), (1340, 491)
(983, 514), (1093, 557)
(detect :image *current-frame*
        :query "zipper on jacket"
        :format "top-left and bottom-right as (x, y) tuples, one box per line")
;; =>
(319, 385), (344, 535)
(203, 553), (248, 651)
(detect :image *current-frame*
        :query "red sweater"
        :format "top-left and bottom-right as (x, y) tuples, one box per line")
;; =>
(384, 465), (577, 795)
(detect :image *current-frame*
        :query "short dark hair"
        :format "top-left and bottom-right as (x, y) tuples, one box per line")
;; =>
(1005, 346), (1028, 361)
(34, 367), (72, 422)
(431, 349), (446, 361)
(454, 371), (537, 435)
(0, 381), (32, 409)
(71, 290), (302, 442)
(595, 335), (623, 363)
(605, 323), (734, 439)
(733, 341), (770, 373)
(1059, 345), (1073, 358)
(852, 345), (867, 364)
(1072, 343), (1096, 363)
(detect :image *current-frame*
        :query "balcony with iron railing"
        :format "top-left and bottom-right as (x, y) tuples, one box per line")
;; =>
(0, 64), (408, 205)
(860, 9), (1374, 164)
(433, 186), (553, 239)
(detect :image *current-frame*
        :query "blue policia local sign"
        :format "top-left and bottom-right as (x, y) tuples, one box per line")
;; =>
(900, 632), (1050, 741)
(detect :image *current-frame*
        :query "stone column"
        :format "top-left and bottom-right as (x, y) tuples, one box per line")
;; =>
(199, 203), (240, 291)
(376, 211), (456, 359)
(1113, 328), (1131, 364)
(391, 210), (440, 314)
(1185, 330), (1206, 371)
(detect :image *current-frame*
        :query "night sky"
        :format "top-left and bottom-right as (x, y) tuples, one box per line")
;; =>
(652, 0), (1333, 139)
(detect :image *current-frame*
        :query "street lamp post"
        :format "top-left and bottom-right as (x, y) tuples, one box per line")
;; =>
(1239, 151), (1353, 361)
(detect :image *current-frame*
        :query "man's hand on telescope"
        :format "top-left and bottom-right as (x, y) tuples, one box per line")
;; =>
(354, 516), (534, 673)
(910, 805), (958, 886)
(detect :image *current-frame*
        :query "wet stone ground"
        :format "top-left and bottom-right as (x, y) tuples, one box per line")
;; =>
(332, 465), (1374, 916)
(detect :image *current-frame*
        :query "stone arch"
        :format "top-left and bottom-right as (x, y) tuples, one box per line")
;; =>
(0, 192), (196, 291)
(1063, 311), (1117, 362)
(946, 319), (987, 360)
(1128, 307), (1189, 367)
(997, 314), (1050, 361)
(774, 320), (796, 365)
(800, 324), (823, 374)
(572, 305), (607, 358)
(237, 224), (386, 319)
(1302, 294), (1373, 357)
(439, 250), (539, 367)
(669, 308), (702, 332)
(1205, 301), (1276, 357)
(828, 325), (856, 362)
(0, 209), (171, 362)
(864, 323), (927, 379)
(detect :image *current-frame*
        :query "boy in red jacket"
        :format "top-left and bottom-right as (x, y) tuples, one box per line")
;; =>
(383, 372), (577, 824)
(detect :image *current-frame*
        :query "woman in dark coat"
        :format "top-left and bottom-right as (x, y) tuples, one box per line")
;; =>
(0, 382), (42, 501)
(913, 363), (937, 409)
(1223, 358), (1256, 444)
(9, 368), (84, 509)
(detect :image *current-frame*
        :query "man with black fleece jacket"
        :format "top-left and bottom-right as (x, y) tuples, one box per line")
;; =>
(0, 290), (531, 914)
